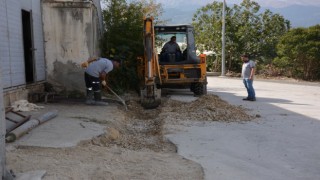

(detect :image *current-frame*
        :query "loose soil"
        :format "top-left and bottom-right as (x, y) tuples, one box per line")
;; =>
(6, 92), (253, 179)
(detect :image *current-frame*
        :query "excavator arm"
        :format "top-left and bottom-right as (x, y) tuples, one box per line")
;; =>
(139, 17), (162, 109)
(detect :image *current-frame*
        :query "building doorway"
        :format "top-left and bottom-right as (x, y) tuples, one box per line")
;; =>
(22, 10), (35, 84)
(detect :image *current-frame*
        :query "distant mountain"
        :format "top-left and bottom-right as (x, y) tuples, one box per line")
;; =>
(265, 5), (320, 27)
(160, 8), (196, 25)
(160, 4), (320, 27)
(160, 4), (201, 25)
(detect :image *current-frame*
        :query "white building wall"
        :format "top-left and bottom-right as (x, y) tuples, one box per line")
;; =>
(7, 0), (25, 86)
(31, 0), (46, 81)
(0, 0), (46, 89)
(0, 0), (46, 106)
(42, 1), (101, 92)
(0, 0), (11, 88)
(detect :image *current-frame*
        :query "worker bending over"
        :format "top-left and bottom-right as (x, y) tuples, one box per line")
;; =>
(83, 57), (120, 105)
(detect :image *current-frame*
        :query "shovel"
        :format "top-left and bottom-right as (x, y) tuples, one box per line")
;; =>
(104, 85), (128, 111)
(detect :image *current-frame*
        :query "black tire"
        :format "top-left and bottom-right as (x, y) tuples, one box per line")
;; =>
(190, 83), (196, 92)
(193, 82), (204, 96)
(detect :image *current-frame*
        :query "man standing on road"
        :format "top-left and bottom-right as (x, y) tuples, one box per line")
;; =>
(82, 57), (120, 105)
(241, 54), (256, 101)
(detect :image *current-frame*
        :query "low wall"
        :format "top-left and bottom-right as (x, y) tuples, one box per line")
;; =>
(3, 83), (45, 107)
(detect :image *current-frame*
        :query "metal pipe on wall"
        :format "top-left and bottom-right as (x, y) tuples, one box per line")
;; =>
(221, 0), (226, 76)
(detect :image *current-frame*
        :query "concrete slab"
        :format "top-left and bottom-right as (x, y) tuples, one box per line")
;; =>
(166, 77), (320, 180)
(16, 117), (105, 148)
(10, 103), (123, 148)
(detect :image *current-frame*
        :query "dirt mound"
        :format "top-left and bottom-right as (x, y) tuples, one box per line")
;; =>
(163, 94), (253, 122)
(87, 96), (176, 152)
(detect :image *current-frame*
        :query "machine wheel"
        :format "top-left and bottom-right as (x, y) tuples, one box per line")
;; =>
(193, 82), (205, 96)
(190, 83), (196, 92)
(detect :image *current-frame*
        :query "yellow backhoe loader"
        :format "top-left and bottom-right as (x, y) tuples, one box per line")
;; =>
(138, 17), (207, 109)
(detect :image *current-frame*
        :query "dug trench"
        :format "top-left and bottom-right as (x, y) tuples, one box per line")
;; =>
(6, 93), (254, 179)
(88, 93), (253, 152)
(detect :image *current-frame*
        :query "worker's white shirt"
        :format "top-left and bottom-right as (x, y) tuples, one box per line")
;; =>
(85, 58), (113, 78)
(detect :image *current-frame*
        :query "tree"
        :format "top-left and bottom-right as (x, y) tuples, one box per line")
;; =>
(274, 25), (320, 80)
(100, 0), (164, 92)
(138, 0), (164, 23)
(260, 10), (290, 64)
(192, 0), (290, 72)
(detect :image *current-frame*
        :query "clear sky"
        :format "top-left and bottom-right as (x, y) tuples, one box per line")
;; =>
(156, 0), (320, 8)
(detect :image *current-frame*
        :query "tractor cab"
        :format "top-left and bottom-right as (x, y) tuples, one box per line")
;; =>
(155, 25), (200, 65)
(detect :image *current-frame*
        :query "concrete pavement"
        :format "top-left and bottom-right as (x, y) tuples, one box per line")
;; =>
(9, 103), (124, 148)
(166, 77), (320, 180)
(7, 77), (320, 179)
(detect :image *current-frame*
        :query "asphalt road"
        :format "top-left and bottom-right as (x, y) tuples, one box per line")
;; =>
(166, 77), (320, 180)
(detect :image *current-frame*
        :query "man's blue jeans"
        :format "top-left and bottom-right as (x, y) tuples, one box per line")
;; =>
(243, 78), (256, 99)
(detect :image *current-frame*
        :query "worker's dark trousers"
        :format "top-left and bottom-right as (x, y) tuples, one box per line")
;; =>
(84, 72), (101, 101)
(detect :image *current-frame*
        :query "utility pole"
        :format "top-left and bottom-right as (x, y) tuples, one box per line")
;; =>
(221, 0), (226, 76)
(0, 68), (13, 180)
(0, 68), (5, 179)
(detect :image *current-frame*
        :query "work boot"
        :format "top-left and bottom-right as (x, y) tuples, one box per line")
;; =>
(85, 90), (95, 105)
(94, 91), (108, 106)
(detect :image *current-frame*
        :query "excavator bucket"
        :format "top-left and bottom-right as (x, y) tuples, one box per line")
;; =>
(140, 85), (161, 109)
